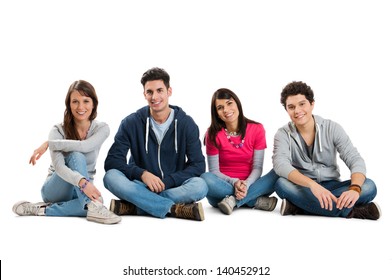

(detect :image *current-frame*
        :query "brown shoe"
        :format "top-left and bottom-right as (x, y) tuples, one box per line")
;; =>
(109, 199), (137, 215)
(171, 202), (205, 221)
(280, 199), (302, 216)
(347, 202), (381, 220)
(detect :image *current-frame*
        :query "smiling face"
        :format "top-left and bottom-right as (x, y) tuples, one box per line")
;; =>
(144, 79), (172, 116)
(285, 94), (314, 127)
(70, 90), (94, 123)
(215, 98), (239, 129)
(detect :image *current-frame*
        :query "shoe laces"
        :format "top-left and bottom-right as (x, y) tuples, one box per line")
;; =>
(119, 202), (133, 214)
(223, 196), (236, 208)
(255, 197), (267, 208)
(255, 197), (273, 209)
(22, 203), (40, 215)
(89, 202), (113, 217)
(176, 204), (195, 219)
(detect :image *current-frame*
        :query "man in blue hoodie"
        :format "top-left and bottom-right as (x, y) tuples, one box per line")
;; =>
(103, 67), (208, 221)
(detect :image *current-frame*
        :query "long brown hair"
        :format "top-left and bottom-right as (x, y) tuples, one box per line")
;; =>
(206, 88), (258, 147)
(63, 80), (98, 140)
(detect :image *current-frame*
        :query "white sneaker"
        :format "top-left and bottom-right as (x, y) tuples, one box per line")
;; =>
(217, 196), (236, 215)
(13, 201), (48, 216)
(87, 200), (121, 224)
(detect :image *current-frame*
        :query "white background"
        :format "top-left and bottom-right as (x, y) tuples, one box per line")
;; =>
(1, 0), (391, 279)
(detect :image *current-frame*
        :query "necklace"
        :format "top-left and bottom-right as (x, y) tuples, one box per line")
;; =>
(78, 122), (91, 140)
(224, 128), (238, 136)
(225, 129), (245, 148)
(225, 128), (239, 136)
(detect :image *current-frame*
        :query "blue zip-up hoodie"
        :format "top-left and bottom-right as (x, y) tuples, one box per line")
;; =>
(272, 115), (366, 182)
(104, 105), (206, 188)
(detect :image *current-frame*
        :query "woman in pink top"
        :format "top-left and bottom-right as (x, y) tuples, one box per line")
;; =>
(201, 88), (278, 215)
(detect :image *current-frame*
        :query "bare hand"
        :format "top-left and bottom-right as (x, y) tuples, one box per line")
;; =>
(310, 184), (338, 211)
(234, 180), (247, 200)
(29, 141), (49, 165)
(81, 181), (102, 202)
(141, 171), (165, 193)
(336, 190), (359, 210)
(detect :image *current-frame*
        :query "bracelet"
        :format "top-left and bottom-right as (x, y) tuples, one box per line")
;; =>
(349, 184), (361, 194)
(80, 178), (90, 192)
(349, 184), (362, 189)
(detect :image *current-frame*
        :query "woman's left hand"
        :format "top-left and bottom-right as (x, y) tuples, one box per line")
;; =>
(80, 180), (102, 202)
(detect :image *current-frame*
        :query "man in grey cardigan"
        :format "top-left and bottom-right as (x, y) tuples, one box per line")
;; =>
(272, 81), (380, 220)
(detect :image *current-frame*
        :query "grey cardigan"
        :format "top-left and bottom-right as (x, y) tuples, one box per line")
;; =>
(272, 115), (366, 182)
(47, 120), (110, 186)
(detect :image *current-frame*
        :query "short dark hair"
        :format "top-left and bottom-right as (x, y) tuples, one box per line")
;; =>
(140, 67), (170, 89)
(280, 81), (314, 109)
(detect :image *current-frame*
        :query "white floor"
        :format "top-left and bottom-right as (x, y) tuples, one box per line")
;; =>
(2, 191), (390, 280)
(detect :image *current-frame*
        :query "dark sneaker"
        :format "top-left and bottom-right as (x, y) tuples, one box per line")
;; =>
(171, 202), (205, 221)
(13, 201), (48, 216)
(87, 200), (121, 224)
(218, 195), (236, 215)
(280, 199), (301, 216)
(254, 196), (278, 211)
(110, 199), (137, 215)
(347, 202), (381, 220)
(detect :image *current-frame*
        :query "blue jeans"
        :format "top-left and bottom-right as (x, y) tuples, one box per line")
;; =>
(275, 177), (377, 217)
(103, 169), (208, 218)
(201, 169), (279, 208)
(41, 152), (91, 217)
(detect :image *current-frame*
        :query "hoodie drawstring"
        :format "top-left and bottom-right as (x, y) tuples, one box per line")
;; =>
(145, 117), (150, 154)
(316, 123), (323, 152)
(174, 119), (178, 153)
(145, 117), (178, 154)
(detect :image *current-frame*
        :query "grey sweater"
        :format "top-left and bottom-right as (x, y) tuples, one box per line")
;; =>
(272, 115), (366, 182)
(47, 120), (110, 186)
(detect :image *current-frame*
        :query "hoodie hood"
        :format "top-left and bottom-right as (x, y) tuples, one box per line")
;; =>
(283, 115), (324, 156)
(135, 105), (185, 154)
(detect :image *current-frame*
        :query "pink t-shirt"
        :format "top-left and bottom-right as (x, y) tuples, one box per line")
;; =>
(205, 122), (267, 180)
